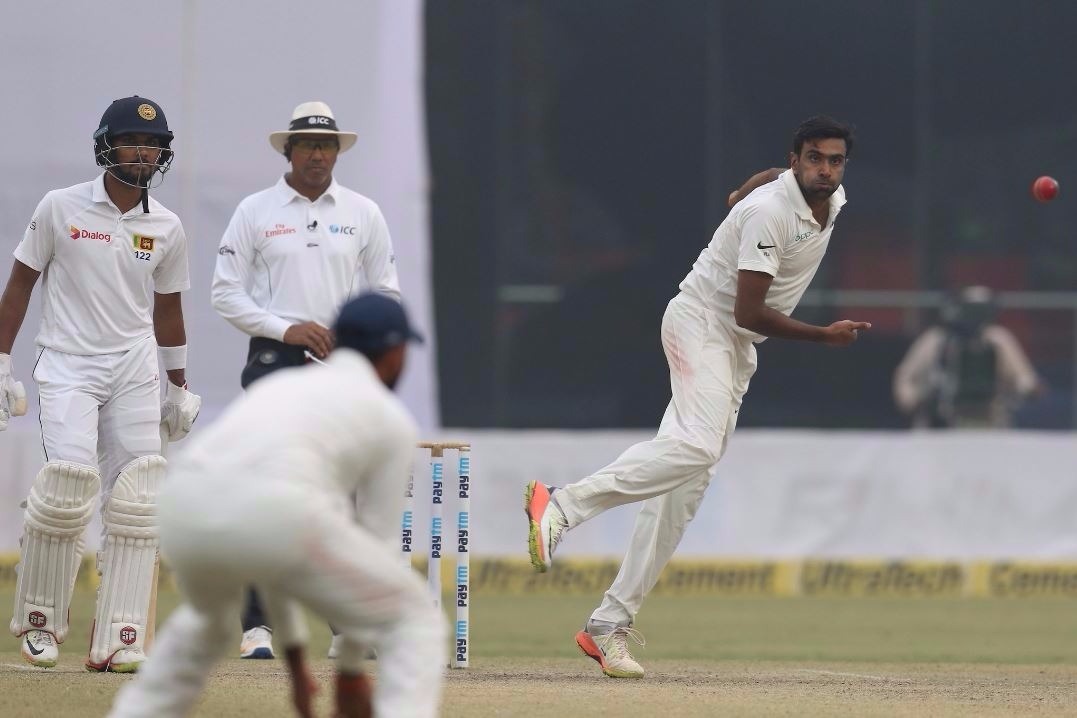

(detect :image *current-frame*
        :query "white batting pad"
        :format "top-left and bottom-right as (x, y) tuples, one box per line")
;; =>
(88, 455), (165, 667)
(9, 461), (100, 642)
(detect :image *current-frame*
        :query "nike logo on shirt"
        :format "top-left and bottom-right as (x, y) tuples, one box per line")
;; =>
(756, 241), (776, 250)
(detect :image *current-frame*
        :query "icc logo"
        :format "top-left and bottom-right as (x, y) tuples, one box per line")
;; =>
(308, 117), (331, 125)
(120, 626), (138, 645)
(329, 224), (357, 235)
(28, 611), (46, 628)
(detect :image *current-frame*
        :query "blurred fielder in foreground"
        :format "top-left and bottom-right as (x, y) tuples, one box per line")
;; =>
(1, 95), (200, 672)
(109, 293), (444, 718)
(526, 116), (870, 678)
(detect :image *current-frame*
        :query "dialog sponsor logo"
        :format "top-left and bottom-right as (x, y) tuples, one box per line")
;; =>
(70, 226), (112, 243)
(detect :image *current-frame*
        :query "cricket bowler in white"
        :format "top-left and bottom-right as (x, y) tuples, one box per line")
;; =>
(109, 293), (445, 718)
(525, 116), (871, 678)
(0, 95), (201, 673)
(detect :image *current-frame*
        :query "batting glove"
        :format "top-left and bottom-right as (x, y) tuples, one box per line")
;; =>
(0, 353), (28, 432)
(161, 381), (201, 442)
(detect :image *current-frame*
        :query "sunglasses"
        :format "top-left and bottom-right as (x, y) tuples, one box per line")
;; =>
(290, 137), (340, 153)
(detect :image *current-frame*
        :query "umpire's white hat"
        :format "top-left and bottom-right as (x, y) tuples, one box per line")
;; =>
(269, 101), (358, 155)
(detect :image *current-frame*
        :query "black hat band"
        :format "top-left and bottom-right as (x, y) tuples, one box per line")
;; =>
(289, 115), (339, 132)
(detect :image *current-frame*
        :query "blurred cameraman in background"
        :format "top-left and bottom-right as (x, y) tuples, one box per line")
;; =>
(893, 286), (1042, 428)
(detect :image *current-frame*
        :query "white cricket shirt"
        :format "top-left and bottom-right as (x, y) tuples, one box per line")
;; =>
(211, 176), (401, 342)
(679, 169), (846, 342)
(175, 349), (417, 544)
(14, 174), (190, 355)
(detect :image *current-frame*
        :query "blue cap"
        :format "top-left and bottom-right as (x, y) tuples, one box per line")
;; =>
(334, 293), (423, 355)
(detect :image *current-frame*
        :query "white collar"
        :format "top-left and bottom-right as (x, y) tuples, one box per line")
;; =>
(275, 175), (340, 206)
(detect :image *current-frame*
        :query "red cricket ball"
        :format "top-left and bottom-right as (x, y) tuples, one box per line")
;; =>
(1032, 176), (1059, 202)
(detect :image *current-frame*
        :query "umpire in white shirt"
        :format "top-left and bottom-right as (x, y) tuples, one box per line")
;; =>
(211, 101), (401, 658)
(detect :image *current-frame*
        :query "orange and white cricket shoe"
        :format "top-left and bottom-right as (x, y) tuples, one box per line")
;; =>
(575, 625), (646, 678)
(524, 481), (568, 572)
(21, 629), (58, 668)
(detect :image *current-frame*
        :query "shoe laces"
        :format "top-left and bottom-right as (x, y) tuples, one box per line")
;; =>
(598, 626), (645, 660)
(548, 506), (568, 546)
(547, 495), (572, 551)
(244, 626), (271, 641)
(30, 630), (54, 647)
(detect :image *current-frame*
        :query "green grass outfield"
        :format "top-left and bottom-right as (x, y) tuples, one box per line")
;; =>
(2, 588), (1077, 717)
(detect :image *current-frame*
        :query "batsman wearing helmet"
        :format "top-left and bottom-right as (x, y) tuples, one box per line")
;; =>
(0, 95), (201, 672)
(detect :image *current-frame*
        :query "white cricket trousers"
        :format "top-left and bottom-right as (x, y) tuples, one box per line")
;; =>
(108, 473), (446, 718)
(556, 292), (757, 625)
(34, 337), (162, 496)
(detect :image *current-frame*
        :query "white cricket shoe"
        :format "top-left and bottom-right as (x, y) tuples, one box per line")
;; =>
(85, 646), (148, 673)
(575, 625), (646, 678)
(240, 626), (275, 659)
(107, 648), (147, 674)
(21, 630), (58, 668)
(524, 481), (568, 572)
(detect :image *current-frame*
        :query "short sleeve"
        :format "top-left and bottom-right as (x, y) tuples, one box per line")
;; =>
(735, 204), (788, 278)
(153, 222), (191, 293)
(13, 193), (57, 271)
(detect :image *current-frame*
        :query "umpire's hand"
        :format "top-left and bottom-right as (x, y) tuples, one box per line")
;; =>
(284, 321), (334, 359)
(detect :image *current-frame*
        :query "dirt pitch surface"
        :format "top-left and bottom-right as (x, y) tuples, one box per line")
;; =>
(448, 659), (1077, 717)
(2, 657), (1076, 717)
(2, 590), (1077, 716)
